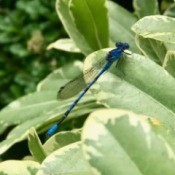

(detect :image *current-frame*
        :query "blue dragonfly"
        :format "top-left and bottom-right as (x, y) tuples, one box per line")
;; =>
(46, 42), (130, 137)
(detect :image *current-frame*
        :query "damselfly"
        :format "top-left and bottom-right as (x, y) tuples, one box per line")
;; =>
(46, 42), (130, 137)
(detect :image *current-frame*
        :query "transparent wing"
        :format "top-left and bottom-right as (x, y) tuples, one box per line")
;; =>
(58, 58), (106, 99)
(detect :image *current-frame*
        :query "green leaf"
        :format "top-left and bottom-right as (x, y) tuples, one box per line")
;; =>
(164, 3), (175, 17)
(0, 160), (39, 175)
(163, 50), (175, 77)
(37, 142), (91, 175)
(9, 44), (29, 57)
(83, 49), (175, 130)
(43, 129), (81, 154)
(135, 35), (167, 65)
(70, 0), (109, 51)
(28, 128), (47, 163)
(133, 0), (159, 18)
(56, 0), (93, 55)
(0, 93), (95, 154)
(0, 91), (57, 134)
(16, 1), (49, 19)
(82, 109), (175, 174)
(107, 1), (138, 53)
(47, 38), (81, 53)
(0, 32), (19, 43)
(132, 15), (175, 43)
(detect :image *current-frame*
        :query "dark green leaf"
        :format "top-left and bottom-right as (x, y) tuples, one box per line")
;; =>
(56, 0), (93, 55)
(70, 0), (109, 50)
(135, 35), (167, 65)
(133, 0), (159, 18)
(28, 128), (47, 163)
(163, 50), (175, 77)
(107, 1), (138, 53)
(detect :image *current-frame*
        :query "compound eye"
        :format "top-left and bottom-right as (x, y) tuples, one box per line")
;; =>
(124, 43), (129, 49)
(115, 42), (122, 48)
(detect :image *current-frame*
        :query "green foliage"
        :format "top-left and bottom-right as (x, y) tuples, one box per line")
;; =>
(70, 0), (109, 50)
(164, 3), (175, 17)
(28, 128), (47, 163)
(0, 0), (78, 108)
(81, 110), (175, 175)
(1, 0), (175, 174)
(133, 0), (159, 18)
(132, 15), (175, 43)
